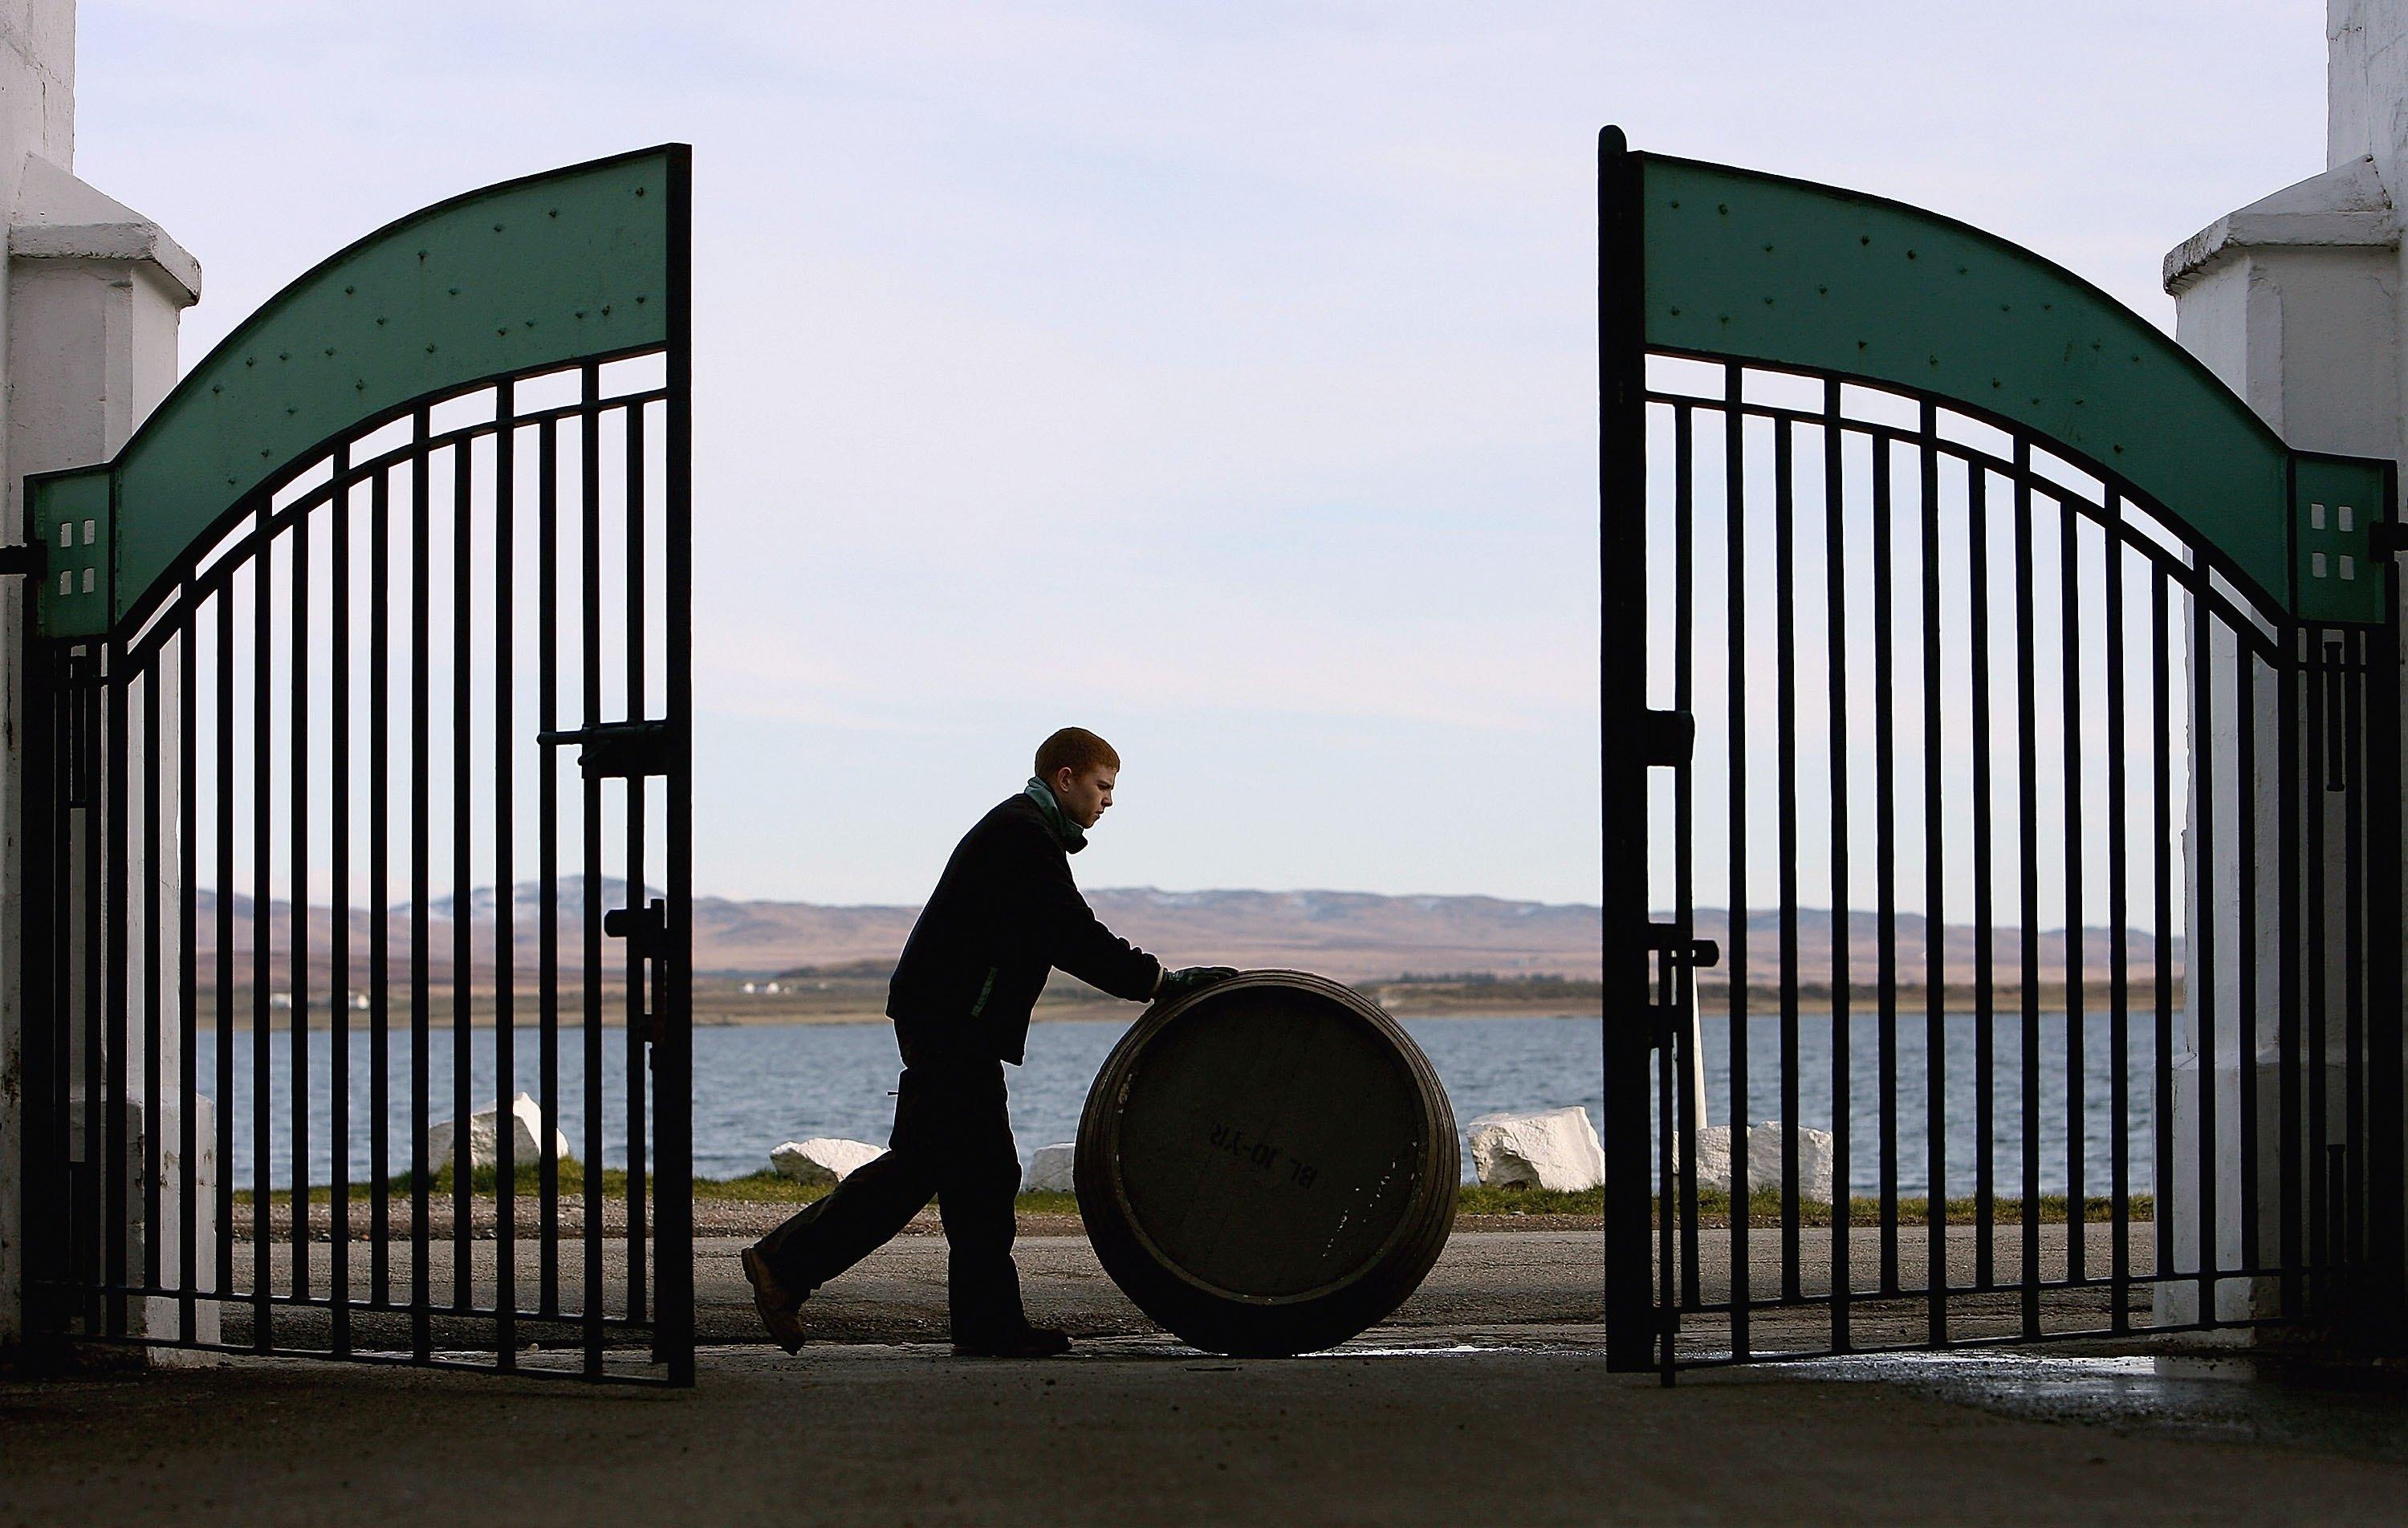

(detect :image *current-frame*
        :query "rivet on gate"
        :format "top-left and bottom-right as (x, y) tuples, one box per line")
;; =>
(1906, 249), (1917, 259)
(344, 285), (355, 295)
(449, 287), (461, 297)
(425, 343), (437, 354)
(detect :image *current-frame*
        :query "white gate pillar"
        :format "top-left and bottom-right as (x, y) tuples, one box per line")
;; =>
(0, 152), (198, 1350)
(2158, 3), (2408, 1325)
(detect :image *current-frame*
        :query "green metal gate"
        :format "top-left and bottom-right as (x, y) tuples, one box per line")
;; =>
(1598, 128), (2406, 1375)
(19, 145), (697, 1384)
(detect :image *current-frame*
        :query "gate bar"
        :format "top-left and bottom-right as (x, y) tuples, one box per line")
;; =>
(294, 432), (312, 1308)
(410, 406), (433, 1362)
(1724, 361), (1752, 1356)
(580, 359), (606, 1376)
(369, 464), (392, 1309)
(452, 440), (474, 1313)
(2192, 550), (2220, 1324)
(2105, 501), (2131, 1331)
(2013, 448), (2040, 1339)
(250, 498), (270, 1350)
(495, 380), (518, 1367)
(1971, 468), (1999, 1290)
(1918, 406), (1946, 1342)
(538, 416), (562, 1318)
(1820, 383), (1853, 1351)
(1597, 125), (1656, 1372)
(2060, 490), (2088, 1292)
(331, 442), (353, 1355)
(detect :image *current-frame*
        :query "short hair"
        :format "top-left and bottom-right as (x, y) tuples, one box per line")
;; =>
(1035, 726), (1121, 781)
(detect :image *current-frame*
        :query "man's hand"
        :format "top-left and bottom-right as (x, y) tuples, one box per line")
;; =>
(1157, 965), (1241, 1002)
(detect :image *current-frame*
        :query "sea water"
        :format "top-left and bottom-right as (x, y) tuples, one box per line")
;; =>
(195, 1009), (2157, 1198)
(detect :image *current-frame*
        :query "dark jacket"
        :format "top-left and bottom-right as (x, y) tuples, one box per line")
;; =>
(887, 792), (1161, 1066)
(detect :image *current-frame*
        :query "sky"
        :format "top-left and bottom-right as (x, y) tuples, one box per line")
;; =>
(71, 1), (2331, 907)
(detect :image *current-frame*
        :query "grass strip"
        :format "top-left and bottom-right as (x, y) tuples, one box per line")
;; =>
(234, 1170), (2151, 1225)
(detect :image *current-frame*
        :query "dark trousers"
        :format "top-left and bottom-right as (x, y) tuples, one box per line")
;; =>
(752, 1057), (1028, 1341)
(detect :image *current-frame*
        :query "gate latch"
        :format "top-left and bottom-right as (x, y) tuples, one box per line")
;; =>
(539, 719), (671, 779)
(1639, 709), (1694, 768)
(604, 897), (669, 1046)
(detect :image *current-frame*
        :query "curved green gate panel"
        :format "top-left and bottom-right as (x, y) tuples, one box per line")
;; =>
(30, 143), (683, 638)
(1639, 152), (2390, 623)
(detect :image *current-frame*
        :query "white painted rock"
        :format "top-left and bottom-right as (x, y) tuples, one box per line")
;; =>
(428, 1092), (571, 1175)
(1022, 1142), (1077, 1193)
(769, 1137), (884, 1187)
(1678, 1121), (1837, 1205)
(1466, 1106), (1605, 1192)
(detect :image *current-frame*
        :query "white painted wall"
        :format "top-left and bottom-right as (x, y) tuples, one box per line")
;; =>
(2157, 0), (2408, 1329)
(0, 0), (81, 1355)
(0, 0), (200, 1351)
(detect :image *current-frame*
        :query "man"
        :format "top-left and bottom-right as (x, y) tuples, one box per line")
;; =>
(739, 727), (1237, 1358)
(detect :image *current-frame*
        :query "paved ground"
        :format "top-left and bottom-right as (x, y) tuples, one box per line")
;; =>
(8, 1227), (2404, 1526)
(7, 1331), (2408, 1526)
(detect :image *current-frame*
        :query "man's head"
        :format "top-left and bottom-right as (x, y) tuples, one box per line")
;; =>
(1035, 726), (1120, 830)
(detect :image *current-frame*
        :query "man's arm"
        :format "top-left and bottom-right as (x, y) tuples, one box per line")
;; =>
(1024, 836), (1161, 1001)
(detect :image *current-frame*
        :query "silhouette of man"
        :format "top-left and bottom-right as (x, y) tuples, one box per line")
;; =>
(739, 727), (1236, 1356)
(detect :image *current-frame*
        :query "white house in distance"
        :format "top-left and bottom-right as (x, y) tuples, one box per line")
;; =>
(0, 0), (202, 1353)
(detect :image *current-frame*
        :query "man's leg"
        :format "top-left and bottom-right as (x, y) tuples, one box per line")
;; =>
(925, 1061), (1033, 1344)
(753, 1086), (939, 1299)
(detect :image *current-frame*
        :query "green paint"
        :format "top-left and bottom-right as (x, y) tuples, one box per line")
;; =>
(31, 145), (680, 639)
(1639, 154), (2392, 623)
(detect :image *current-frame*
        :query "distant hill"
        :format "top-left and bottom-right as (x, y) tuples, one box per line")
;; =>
(189, 884), (2178, 1001)
(193, 883), (1605, 986)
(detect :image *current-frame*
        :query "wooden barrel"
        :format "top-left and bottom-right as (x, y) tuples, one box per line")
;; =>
(1075, 969), (1458, 1356)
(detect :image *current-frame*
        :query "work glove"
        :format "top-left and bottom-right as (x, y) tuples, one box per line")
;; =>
(1158, 965), (1241, 1001)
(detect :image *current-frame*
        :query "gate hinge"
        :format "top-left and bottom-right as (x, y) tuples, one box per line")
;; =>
(0, 542), (43, 577)
(1639, 709), (1694, 768)
(539, 718), (672, 778)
